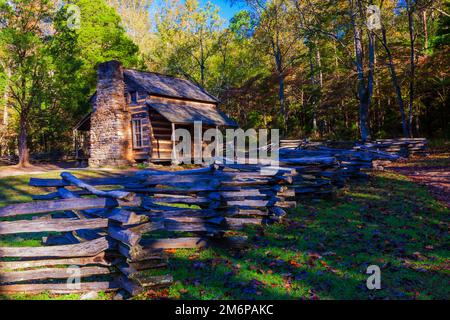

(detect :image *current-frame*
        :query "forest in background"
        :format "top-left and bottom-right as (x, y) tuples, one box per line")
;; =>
(0, 0), (448, 166)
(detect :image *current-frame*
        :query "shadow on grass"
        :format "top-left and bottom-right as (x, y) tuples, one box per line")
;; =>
(141, 172), (449, 300)
(0, 170), (448, 300)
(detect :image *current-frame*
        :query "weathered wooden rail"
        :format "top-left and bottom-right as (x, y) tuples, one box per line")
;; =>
(280, 138), (428, 158)
(1, 141), (414, 297)
(0, 165), (294, 297)
(276, 148), (376, 199)
(277, 138), (425, 198)
(365, 138), (428, 157)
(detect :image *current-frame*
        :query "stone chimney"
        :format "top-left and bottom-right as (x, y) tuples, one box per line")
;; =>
(89, 60), (132, 167)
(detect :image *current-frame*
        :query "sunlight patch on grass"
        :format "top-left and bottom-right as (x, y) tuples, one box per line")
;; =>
(0, 170), (132, 207)
(0, 291), (112, 300)
(347, 192), (382, 200)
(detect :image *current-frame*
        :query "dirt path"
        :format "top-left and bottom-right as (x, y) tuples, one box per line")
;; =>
(0, 162), (138, 178)
(0, 161), (190, 178)
(384, 151), (450, 208)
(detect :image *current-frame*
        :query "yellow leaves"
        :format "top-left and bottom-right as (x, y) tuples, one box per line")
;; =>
(284, 281), (292, 292)
(289, 260), (302, 268)
(144, 288), (169, 299)
(188, 252), (200, 260)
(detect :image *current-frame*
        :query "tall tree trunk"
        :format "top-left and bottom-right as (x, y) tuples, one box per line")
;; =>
(333, 42), (339, 69)
(415, 115), (420, 135)
(350, 1), (371, 142)
(422, 10), (428, 53)
(2, 68), (10, 126)
(18, 114), (30, 167)
(374, 41), (381, 135)
(308, 44), (317, 133)
(315, 44), (323, 87)
(2, 91), (7, 126)
(361, 31), (375, 140)
(315, 42), (323, 136)
(199, 30), (205, 87)
(381, 28), (408, 137)
(200, 61), (205, 88)
(278, 72), (286, 133)
(359, 90), (371, 143)
(300, 89), (304, 132)
(274, 48), (286, 135)
(407, 1), (416, 138)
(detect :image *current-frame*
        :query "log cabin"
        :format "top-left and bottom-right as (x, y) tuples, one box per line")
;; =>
(74, 60), (237, 167)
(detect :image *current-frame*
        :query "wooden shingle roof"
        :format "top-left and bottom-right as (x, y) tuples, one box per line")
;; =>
(124, 69), (218, 104)
(147, 101), (237, 127)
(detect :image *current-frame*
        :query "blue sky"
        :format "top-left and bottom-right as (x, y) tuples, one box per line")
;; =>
(200, 0), (248, 23)
(201, 0), (407, 22)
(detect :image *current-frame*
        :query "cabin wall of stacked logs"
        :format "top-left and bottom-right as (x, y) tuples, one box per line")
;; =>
(0, 166), (295, 296)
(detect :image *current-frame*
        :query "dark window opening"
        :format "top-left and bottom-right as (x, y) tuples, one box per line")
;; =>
(132, 119), (144, 148)
(130, 91), (138, 104)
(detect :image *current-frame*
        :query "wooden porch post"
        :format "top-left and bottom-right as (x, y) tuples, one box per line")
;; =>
(215, 126), (220, 159)
(73, 129), (78, 160)
(171, 123), (179, 165)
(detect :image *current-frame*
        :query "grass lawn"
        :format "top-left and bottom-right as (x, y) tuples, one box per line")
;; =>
(0, 169), (130, 300)
(0, 168), (449, 300)
(143, 171), (449, 300)
(0, 169), (134, 207)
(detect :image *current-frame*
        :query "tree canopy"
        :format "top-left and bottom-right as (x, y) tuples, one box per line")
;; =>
(0, 0), (448, 164)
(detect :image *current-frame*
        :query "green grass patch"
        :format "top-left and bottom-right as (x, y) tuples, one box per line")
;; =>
(0, 291), (113, 300)
(137, 171), (449, 300)
(0, 169), (449, 300)
(0, 169), (130, 207)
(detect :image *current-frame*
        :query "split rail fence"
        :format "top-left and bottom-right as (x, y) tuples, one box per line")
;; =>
(280, 138), (428, 158)
(0, 165), (294, 296)
(0, 138), (425, 297)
